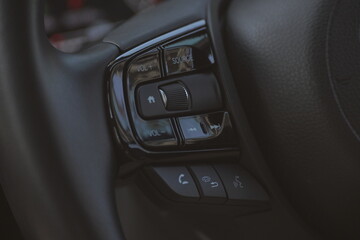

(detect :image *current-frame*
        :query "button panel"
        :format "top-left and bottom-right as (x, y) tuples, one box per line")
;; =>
(135, 73), (223, 120)
(110, 28), (237, 151)
(147, 164), (269, 205)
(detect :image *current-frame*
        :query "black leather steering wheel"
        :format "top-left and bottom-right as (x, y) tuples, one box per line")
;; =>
(0, 0), (359, 239)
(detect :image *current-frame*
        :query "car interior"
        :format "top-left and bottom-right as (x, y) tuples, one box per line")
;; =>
(0, 0), (360, 239)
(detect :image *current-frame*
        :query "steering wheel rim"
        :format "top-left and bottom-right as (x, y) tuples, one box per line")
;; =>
(226, 0), (360, 238)
(0, 1), (124, 239)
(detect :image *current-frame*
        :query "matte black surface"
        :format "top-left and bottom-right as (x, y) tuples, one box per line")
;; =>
(0, 1), (124, 239)
(151, 166), (200, 200)
(0, 186), (23, 239)
(214, 164), (269, 202)
(226, 0), (360, 238)
(103, 0), (209, 50)
(189, 165), (226, 202)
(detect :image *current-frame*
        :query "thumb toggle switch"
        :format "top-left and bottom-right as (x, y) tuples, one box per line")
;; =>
(159, 83), (190, 111)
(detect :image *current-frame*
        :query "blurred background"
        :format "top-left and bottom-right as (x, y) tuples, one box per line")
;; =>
(45, 0), (167, 53)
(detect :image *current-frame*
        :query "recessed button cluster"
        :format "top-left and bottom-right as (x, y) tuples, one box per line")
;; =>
(123, 30), (237, 150)
(147, 164), (269, 204)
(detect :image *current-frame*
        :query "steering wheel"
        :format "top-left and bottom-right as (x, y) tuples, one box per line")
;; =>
(0, 0), (359, 239)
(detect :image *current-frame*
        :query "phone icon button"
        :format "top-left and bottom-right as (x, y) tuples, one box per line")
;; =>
(178, 173), (189, 185)
(152, 166), (199, 200)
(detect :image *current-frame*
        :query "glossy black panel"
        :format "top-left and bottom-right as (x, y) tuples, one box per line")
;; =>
(134, 118), (178, 148)
(109, 61), (136, 145)
(108, 22), (237, 153)
(128, 50), (161, 82)
(163, 32), (215, 76)
(178, 112), (236, 147)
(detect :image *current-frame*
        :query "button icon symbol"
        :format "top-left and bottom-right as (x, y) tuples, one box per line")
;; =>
(147, 96), (156, 104)
(210, 124), (221, 130)
(188, 127), (197, 132)
(178, 174), (189, 185)
(148, 129), (161, 137)
(201, 176), (211, 183)
(201, 176), (219, 188)
(233, 176), (245, 189)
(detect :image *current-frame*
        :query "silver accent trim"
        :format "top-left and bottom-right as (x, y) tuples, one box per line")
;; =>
(182, 85), (190, 103)
(159, 89), (168, 108)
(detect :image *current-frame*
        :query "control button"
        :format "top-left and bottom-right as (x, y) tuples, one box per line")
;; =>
(178, 112), (236, 146)
(190, 165), (226, 202)
(137, 83), (167, 119)
(136, 73), (222, 119)
(128, 50), (161, 83)
(214, 164), (269, 203)
(180, 73), (222, 113)
(163, 32), (214, 76)
(151, 166), (200, 201)
(159, 83), (190, 111)
(134, 118), (178, 147)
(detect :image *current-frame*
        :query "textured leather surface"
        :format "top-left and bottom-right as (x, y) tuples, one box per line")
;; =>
(226, 0), (360, 238)
(0, 186), (22, 239)
(328, 1), (360, 141)
(103, 0), (208, 50)
(0, 1), (124, 239)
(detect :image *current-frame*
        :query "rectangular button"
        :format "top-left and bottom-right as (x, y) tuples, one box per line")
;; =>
(178, 112), (236, 147)
(134, 118), (178, 147)
(213, 164), (269, 203)
(137, 83), (167, 119)
(150, 166), (200, 201)
(128, 50), (161, 82)
(163, 32), (214, 76)
(189, 165), (226, 203)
